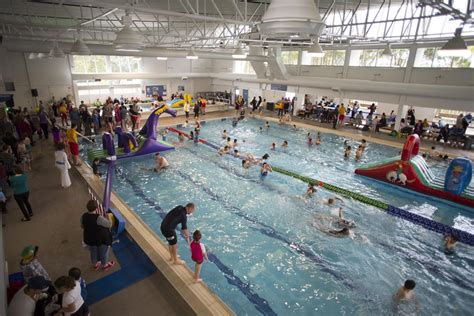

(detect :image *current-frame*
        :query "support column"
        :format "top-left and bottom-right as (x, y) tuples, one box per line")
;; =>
(394, 102), (406, 131)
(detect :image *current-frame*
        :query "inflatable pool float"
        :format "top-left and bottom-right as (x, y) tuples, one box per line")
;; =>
(355, 134), (474, 208)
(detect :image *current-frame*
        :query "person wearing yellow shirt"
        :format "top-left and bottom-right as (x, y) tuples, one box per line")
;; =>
(338, 103), (347, 125)
(66, 124), (80, 166)
(59, 103), (68, 127)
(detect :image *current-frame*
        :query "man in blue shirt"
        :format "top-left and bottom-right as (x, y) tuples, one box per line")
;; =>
(160, 203), (195, 265)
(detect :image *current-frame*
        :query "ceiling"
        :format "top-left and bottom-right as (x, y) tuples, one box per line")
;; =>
(0, 0), (471, 50)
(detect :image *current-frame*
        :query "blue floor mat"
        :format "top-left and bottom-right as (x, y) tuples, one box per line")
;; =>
(86, 233), (157, 305)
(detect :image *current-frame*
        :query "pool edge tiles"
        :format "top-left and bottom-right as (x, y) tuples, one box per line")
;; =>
(74, 161), (235, 316)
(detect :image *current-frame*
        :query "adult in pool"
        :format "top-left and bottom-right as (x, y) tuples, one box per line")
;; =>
(325, 227), (351, 237)
(160, 203), (195, 265)
(154, 152), (169, 172)
(242, 159), (251, 169)
(218, 145), (231, 156)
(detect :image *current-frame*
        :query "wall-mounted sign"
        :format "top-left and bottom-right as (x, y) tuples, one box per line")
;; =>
(270, 84), (288, 91)
(145, 85), (167, 97)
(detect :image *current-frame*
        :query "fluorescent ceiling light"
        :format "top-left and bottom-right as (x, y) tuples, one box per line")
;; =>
(37, 53), (49, 59)
(186, 48), (199, 60)
(306, 41), (325, 57)
(156, 56), (168, 60)
(114, 14), (144, 52)
(438, 28), (471, 58)
(70, 38), (91, 55)
(28, 53), (37, 60)
(49, 42), (65, 58)
(381, 44), (392, 57)
(232, 46), (247, 59)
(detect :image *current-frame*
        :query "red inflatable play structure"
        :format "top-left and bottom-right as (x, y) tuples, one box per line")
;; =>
(355, 134), (474, 208)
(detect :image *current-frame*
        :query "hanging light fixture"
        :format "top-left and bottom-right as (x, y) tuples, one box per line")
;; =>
(186, 47), (199, 60)
(156, 56), (168, 60)
(438, 28), (471, 58)
(381, 43), (393, 57)
(49, 42), (65, 58)
(306, 41), (324, 57)
(70, 37), (91, 55)
(258, 0), (325, 39)
(37, 53), (49, 59)
(114, 13), (144, 52)
(28, 53), (37, 60)
(232, 46), (247, 59)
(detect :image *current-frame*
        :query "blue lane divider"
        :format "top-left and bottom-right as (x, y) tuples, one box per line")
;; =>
(86, 233), (157, 305)
(176, 131), (474, 247)
(123, 178), (277, 316)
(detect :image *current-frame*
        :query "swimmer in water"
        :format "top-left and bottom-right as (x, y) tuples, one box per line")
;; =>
(444, 235), (458, 254)
(360, 139), (367, 152)
(178, 133), (185, 142)
(222, 130), (228, 139)
(233, 149), (240, 158)
(233, 139), (238, 148)
(325, 227), (351, 237)
(316, 136), (321, 145)
(260, 162), (272, 177)
(218, 145), (230, 156)
(265, 121), (270, 129)
(306, 132), (311, 139)
(355, 145), (363, 160)
(271, 143), (276, 150)
(336, 208), (355, 228)
(281, 140), (288, 148)
(242, 159), (251, 169)
(344, 140), (349, 148)
(344, 146), (352, 158)
(226, 137), (233, 147)
(259, 126), (263, 133)
(293, 124), (297, 130)
(154, 153), (169, 172)
(392, 280), (420, 313)
(308, 138), (313, 146)
(306, 183), (316, 197)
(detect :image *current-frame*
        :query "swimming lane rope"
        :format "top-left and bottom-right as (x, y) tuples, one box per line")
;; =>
(167, 127), (474, 246)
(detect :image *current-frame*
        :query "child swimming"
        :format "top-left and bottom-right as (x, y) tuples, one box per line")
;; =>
(233, 139), (238, 148)
(222, 129), (228, 139)
(281, 140), (288, 148)
(265, 121), (270, 129)
(392, 280), (420, 313)
(242, 159), (251, 169)
(226, 137), (233, 147)
(190, 230), (208, 283)
(233, 149), (240, 158)
(306, 183), (316, 197)
(355, 145), (363, 160)
(260, 162), (272, 178)
(443, 234), (458, 254)
(92, 158), (102, 176)
(218, 145), (230, 156)
(271, 143), (276, 150)
(344, 146), (352, 158)
(308, 138), (313, 146)
(178, 133), (185, 142)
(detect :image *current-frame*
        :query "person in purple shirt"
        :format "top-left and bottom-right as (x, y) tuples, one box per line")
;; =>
(38, 109), (49, 139)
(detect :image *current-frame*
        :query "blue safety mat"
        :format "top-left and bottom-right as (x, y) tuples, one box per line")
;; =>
(86, 233), (157, 305)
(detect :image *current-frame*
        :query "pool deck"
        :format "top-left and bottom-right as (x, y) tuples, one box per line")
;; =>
(2, 108), (472, 315)
(2, 110), (234, 315)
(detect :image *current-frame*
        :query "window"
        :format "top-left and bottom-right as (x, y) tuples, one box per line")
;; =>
(349, 49), (409, 67)
(71, 55), (142, 73)
(233, 60), (256, 74)
(301, 50), (346, 66)
(414, 47), (473, 68)
(280, 51), (299, 65)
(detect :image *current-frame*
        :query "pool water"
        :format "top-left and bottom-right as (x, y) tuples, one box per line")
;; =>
(81, 118), (474, 315)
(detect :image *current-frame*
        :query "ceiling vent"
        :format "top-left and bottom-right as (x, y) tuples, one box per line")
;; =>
(258, 0), (325, 39)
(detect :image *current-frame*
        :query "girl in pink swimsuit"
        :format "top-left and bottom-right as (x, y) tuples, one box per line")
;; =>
(190, 230), (208, 283)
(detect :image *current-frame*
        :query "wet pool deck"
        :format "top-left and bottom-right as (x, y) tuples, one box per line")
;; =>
(2, 108), (472, 315)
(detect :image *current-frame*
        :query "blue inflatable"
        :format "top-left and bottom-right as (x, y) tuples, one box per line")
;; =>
(444, 158), (473, 195)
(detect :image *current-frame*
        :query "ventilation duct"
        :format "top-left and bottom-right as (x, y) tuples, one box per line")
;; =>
(258, 0), (325, 39)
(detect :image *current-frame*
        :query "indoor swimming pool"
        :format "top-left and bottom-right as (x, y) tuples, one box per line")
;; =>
(82, 118), (474, 315)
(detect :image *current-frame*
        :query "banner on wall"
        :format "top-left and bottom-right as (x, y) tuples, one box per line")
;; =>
(145, 85), (167, 97)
